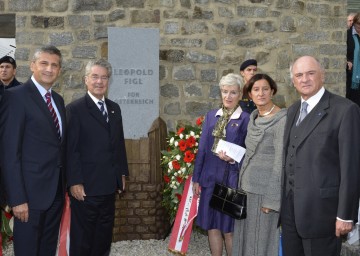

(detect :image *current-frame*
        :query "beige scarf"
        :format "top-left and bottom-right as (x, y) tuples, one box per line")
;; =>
(211, 105), (238, 153)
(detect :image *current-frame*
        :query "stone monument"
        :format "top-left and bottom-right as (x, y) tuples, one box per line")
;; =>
(108, 27), (159, 139)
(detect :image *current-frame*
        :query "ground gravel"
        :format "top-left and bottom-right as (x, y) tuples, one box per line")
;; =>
(2, 232), (220, 256)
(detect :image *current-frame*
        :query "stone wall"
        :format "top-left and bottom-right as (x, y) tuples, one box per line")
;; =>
(0, 0), (348, 130)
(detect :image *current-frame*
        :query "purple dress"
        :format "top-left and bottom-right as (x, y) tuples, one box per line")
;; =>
(192, 107), (249, 233)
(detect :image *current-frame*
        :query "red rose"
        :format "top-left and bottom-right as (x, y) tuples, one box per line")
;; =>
(176, 176), (183, 183)
(175, 193), (182, 202)
(196, 116), (204, 126)
(164, 175), (170, 183)
(177, 127), (185, 135)
(186, 136), (196, 148)
(178, 140), (187, 151)
(4, 211), (12, 219)
(172, 160), (181, 170)
(184, 150), (195, 163)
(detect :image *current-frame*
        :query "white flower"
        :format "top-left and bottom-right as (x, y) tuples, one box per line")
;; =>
(172, 181), (176, 185)
(190, 131), (195, 137)
(185, 175), (189, 179)
(174, 141), (179, 147)
(185, 134), (189, 139)
(181, 167), (186, 173)
(170, 137), (174, 145)
(167, 169), (171, 174)
(195, 135), (200, 138)
(168, 162), (173, 170)
(195, 142), (198, 146)
(173, 185), (177, 189)
(174, 172), (178, 176)
(187, 163), (191, 167)
(179, 133), (184, 139)
(177, 170), (182, 175)
(175, 154), (181, 160)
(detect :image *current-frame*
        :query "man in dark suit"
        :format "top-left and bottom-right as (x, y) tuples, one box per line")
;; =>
(281, 55), (360, 256)
(66, 59), (129, 256)
(0, 45), (66, 255)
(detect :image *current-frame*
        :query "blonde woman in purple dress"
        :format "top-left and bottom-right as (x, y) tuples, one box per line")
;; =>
(192, 73), (250, 256)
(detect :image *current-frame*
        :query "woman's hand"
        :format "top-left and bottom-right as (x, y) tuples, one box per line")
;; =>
(347, 61), (353, 71)
(217, 150), (235, 163)
(192, 182), (201, 196)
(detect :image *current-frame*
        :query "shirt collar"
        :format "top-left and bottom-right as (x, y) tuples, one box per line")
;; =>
(352, 26), (359, 36)
(215, 106), (243, 119)
(300, 87), (325, 113)
(31, 75), (51, 98)
(87, 91), (105, 105)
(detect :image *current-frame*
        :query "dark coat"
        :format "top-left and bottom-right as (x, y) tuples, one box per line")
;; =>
(0, 79), (66, 210)
(66, 93), (128, 196)
(282, 90), (360, 238)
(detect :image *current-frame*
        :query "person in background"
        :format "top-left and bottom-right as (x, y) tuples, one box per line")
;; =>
(281, 56), (360, 256)
(192, 73), (250, 256)
(239, 59), (257, 113)
(346, 13), (360, 105)
(232, 74), (286, 256)
(0, 45), (66, 256)
(66, 59), (128, 256)
(0, 56), (22, 99)
(347, 13), (356, 29)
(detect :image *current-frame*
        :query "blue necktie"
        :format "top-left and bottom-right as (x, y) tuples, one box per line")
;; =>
(98, 100), (108, 122)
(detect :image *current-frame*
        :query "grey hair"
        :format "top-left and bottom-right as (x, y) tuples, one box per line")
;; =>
(85, 59), (112, 78)
(289, 56), (324, 79)
(219, 73), (244, 91)
(32, 45), (62, 67)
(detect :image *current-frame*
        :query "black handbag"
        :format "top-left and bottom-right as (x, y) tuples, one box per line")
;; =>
(209, 164), (247, 220)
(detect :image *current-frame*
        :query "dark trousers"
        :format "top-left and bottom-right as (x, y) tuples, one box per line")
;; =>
(13, 179), (64, 256)
(70, 193), (116, 256)
(280, 190), (342, 256)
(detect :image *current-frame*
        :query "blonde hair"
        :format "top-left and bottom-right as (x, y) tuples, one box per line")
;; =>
(219, 73), (244, 91)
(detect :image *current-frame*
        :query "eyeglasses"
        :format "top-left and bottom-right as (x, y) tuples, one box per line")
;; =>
(88, 75), (109, 82)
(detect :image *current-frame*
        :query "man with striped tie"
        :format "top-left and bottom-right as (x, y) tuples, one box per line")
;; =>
(66, 59), (128, 256)
(0, 45), (66, 256)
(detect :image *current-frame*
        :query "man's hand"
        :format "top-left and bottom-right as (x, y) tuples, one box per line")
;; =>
(70, 184), (86, 201)
(335, 219), (353, 237)
(12, 203), (29, 222)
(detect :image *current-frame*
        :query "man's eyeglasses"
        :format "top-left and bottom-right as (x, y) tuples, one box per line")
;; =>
(89, 75), (109, 82)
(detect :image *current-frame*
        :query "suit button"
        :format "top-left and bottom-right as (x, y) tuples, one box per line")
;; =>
(289, 180), (293, 185)
(289, 164), (292, 167)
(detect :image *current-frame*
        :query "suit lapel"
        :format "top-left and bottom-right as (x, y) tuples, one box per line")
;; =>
(52, 92), (66, 142)
(105, 99), (117, 139)
(296, 91), (329, 145)
(85, 94), (109, 129)
(28, 82), (61, 139)
(284, 100), (300, 148)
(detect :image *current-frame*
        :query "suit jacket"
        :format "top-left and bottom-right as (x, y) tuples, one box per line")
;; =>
(283, 90), (360, 238)
(192, 107), (250, 188)
(66, 94), (128, 196)
(0, 79), (66, 210)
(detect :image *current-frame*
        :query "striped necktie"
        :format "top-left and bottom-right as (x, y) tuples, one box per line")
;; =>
(98, 100), (108, 122)
(45, 92), (61, 139)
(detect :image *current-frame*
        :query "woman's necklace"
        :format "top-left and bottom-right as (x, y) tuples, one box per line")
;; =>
(259, 104), (275, 117)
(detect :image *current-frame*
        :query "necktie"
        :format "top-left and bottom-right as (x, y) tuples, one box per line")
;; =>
(45, 92), (61, 139)
(98, 100), (108, 122)
(296, 101), (308, 126)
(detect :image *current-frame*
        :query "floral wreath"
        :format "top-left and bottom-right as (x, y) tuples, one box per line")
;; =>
(1, 206), (13, 249)
(161, 116), (204, 221)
